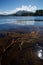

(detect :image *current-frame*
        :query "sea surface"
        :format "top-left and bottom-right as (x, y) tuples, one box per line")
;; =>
(0, 16), (43, 32)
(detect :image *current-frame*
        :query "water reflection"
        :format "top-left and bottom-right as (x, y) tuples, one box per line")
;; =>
(34, 43), (43, 59)
(0, 16), (35, 25)
(0, 16), (43, 31)
(0, 16), (43, 26)
(0, 18), (35, 25)
(14, 20), (35, 25)
(37, 49), (43, 59)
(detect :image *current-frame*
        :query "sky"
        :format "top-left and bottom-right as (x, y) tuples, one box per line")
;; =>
(0, 0), (43, 14)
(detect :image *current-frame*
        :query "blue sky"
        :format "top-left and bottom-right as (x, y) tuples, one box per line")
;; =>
(0, 0), (43, 14)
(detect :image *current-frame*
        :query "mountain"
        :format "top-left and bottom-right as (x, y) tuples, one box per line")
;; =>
(16, 10), (29, 15)
(11, 10), (34, 16)
(10, 10), (28, 16)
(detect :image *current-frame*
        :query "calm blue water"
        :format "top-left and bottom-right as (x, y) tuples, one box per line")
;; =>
(0, 16), (43, 31)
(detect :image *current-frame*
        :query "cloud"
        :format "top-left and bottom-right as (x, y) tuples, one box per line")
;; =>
(0, 5), (37, 15)
(0, 12), (5, 14)
(16, 5), (37, 12)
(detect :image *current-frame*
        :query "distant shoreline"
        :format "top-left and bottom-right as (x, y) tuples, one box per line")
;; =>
(0, 10), (43, 16)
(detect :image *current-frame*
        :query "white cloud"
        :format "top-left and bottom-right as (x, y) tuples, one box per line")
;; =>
(16, 5), (37, 12)
(0, 5), (37, 15)
(0, 12), (5, 14)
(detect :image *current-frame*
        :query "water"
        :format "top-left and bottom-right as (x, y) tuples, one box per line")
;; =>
(0, 16), (43, 31)
(1, 16), (43, 64)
